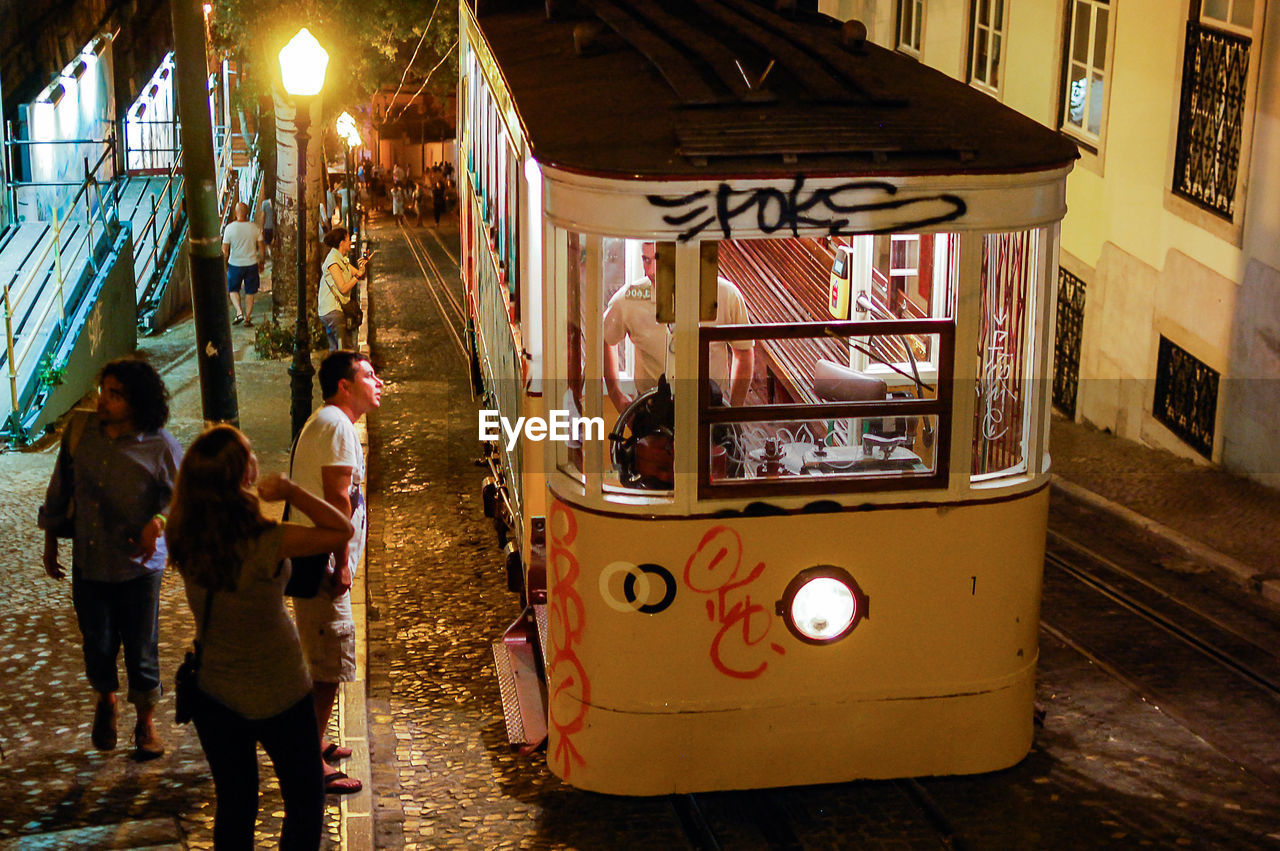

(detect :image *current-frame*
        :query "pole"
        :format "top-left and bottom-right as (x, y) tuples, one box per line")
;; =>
(290, 96), (314, 441)
(344, 142), (353, 244)
(170, 0), (238, 426)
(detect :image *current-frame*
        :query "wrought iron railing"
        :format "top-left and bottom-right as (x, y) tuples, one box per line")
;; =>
(1052, 267), (1086, 418)
(1172, 22), (1250, 220)
(1153, 334), (1218, 458)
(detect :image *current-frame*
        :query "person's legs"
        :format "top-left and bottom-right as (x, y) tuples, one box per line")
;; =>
(72, 576), (122, 748)
(193, 696), (260, 851)
(242, 267), (260, 327)
(117, 570), (164, 756)
(320, 311), (342, 351)
(228, 267), (245, 322)
(259, 695), (325, 850)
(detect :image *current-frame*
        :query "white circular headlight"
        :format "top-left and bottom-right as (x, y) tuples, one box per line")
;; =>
(791, 577), (857, 641)
(777, 565), (868, 645)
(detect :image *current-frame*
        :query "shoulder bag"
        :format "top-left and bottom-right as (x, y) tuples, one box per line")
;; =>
(175, 590), (214, 725)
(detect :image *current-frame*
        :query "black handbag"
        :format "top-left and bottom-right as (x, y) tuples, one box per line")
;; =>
(175, 590), (214, 725)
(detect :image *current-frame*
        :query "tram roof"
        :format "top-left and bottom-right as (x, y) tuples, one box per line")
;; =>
(467, 0), (1079, 180)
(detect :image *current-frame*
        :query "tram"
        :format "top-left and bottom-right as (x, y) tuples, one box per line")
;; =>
(459, 0), (1077, 795)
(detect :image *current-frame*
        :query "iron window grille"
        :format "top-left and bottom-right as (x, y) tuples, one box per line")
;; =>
(1052, 268), (1085, 418)
(1171, 21), (1250, 220)
(1153, 335), (1219, 459)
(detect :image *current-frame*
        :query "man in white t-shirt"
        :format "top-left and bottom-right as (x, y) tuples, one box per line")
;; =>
(221, 202), (264, 327)
(291, 351), (383, 795)
(603, 242), (755, 412)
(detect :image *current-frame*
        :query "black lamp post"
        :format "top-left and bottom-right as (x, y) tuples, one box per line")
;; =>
(336, 111), (361, 249)
(279, 28), (329, 440)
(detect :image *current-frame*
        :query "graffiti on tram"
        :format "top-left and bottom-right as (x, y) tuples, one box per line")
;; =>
(647, 175), (967, 242)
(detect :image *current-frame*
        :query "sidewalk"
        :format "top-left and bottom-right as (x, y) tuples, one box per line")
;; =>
(1049, 413), (1280, 605)
(0, 260), (372, 848)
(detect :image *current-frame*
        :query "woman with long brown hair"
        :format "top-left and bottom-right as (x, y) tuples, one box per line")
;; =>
(167, 425), (352, 850)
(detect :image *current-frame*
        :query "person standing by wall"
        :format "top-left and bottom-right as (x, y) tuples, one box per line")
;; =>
(222, 202), (265, 327)
(318, 228), (370, 352)
(168, 425), (353, 849)
(260, 197), (275, 263)
(38, 358), (182, 760)
(291, 351), (384, 795)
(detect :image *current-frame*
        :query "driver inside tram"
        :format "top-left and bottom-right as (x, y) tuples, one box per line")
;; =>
(602, 241), (755, 487)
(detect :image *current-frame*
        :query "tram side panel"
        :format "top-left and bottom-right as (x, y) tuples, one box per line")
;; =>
(543, 489), (1048, 796)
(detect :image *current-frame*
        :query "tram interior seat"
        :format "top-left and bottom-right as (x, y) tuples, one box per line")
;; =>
(813, 360), (917, 455)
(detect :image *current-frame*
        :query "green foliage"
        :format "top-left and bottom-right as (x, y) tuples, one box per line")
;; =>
(253, 316), (330, 359)
(36, 353), (67, 391)
(208, 0), (459, 119)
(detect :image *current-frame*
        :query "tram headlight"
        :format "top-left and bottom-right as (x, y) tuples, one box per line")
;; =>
(777, 565), (868, 644)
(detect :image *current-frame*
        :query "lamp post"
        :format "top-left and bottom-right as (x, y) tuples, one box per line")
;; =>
(280, 27), (329, 440)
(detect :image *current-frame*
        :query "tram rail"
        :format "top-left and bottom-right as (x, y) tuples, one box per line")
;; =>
(1041, 528), (1280, 785)
(397, 220), (468, 364)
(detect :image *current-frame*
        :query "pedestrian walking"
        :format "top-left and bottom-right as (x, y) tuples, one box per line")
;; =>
(431, 179), (446, 227)
(168, 425), (353, 849)
(291, 351), (383, 795)
(390, 184), (406, 225)
(38, 358), (182, 760)
(222, 202), (265, 327)
(412, 181), (424, 227)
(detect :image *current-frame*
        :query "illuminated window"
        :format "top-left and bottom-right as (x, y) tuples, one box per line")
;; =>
(896, 0), (925, 58)
(1201, 0), (1255, 35)
(968, 0), (1006, 95)
(1060, 0), (1111, 147)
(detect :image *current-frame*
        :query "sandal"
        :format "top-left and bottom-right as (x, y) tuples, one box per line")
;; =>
(243, 319), (254, 328)
(324, 770), (362, 795)
(232, 314), (244, 325)
(323, 742), (353, 763)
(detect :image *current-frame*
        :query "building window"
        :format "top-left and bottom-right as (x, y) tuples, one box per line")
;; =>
(1061, 0), (1111, 146)
(1152, 335), (1218, 458)
(1171, 8), (1252, 219)
(1201, 0), (1254, 34)
(896, 0), (925, 58)
(969, 0), (1006, 95)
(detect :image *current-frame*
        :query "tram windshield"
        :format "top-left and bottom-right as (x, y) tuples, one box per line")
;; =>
(552, 228), (1044, 503)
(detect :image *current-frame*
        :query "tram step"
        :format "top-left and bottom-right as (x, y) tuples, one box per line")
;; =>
(533, 603), (548, 672)
(492, 613), (547, 750)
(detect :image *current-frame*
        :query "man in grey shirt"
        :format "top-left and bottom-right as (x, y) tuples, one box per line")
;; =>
(39, 358), (182, 759)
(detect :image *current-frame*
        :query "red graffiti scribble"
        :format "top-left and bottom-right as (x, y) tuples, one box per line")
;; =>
(547, 502), (589, 777)
(683, 526), (785, 679)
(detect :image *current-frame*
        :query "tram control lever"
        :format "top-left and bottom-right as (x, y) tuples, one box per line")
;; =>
(861, 433), (913, 461)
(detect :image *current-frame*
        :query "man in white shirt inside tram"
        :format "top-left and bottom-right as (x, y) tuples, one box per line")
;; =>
(602, 242), (754, 414)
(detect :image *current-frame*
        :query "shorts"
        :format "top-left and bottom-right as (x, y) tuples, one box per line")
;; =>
(293, 597), (356, 682)
(227, 264), (260, 295)
(263, 228), (274, 245)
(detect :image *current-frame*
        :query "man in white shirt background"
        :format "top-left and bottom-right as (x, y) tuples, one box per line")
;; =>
(221, 202), (265, 327)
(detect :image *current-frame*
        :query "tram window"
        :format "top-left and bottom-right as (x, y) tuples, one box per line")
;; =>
(973, 229), (1042, 479)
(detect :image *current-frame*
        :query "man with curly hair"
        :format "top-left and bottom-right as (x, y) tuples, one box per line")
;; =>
(38, 357), (182, 760)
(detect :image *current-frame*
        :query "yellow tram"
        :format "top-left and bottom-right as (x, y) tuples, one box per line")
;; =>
(460, 0), (1077, 795)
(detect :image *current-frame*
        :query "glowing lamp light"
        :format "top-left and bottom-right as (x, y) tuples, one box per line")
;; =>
(777, 565), (868, 644)
(203, 3), (212, 14)
(278, 28), (329, 97)
(336, 111), (361, 146)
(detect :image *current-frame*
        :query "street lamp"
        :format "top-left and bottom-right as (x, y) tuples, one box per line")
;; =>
(335, 111), (361, 240)
(279, 27), (329, 440)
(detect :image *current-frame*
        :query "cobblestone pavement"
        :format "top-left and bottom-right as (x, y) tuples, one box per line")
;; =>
(0, 274), (349, 849)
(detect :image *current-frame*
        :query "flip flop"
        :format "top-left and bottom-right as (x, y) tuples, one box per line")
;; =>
(323, 743), (353, 763)
(324, 770), (362, 795)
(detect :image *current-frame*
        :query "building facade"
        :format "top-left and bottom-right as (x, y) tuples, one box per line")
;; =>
(821, 0), (1279, 487)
